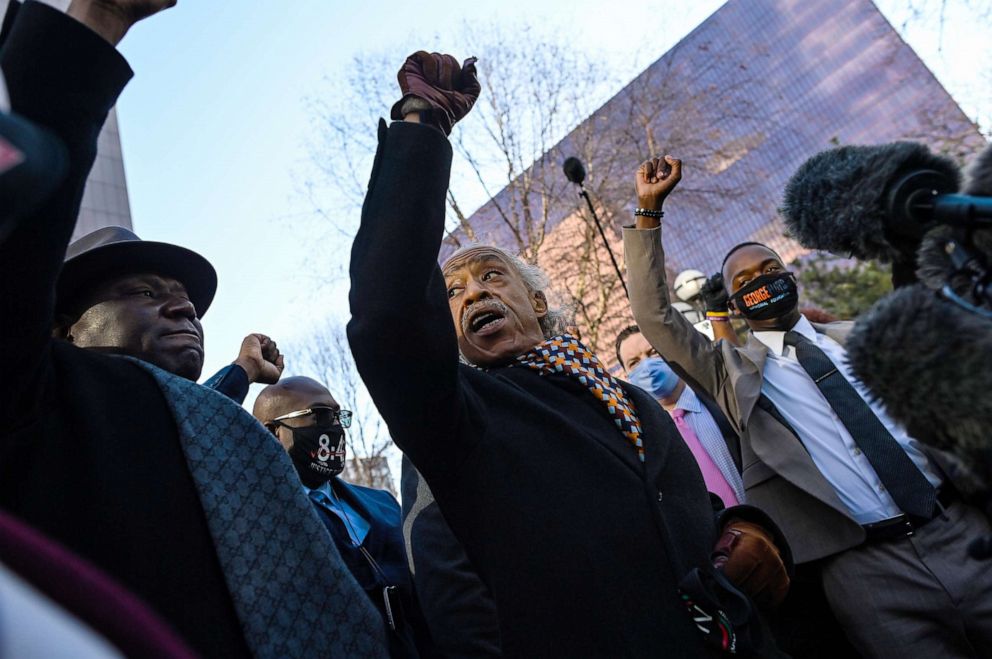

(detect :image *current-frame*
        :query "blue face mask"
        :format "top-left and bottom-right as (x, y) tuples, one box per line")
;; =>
(627, 357), (681, 400)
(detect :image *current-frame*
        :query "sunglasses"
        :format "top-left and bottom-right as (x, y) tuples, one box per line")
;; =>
(272, 406), (353, 429)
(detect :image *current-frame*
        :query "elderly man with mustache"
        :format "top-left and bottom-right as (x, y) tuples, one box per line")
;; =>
(348, 52), (792, 659)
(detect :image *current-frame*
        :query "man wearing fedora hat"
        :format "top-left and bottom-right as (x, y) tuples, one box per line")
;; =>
(54, 224), (286, 389)
(0, 2), (387, 657)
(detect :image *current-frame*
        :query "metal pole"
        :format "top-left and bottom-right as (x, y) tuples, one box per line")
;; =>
(578, 185), (629, 299)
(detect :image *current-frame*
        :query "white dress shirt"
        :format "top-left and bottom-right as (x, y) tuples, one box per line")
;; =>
(753, 315), (942, 524)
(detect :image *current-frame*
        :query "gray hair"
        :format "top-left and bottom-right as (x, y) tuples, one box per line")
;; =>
(444, 245), (574, 339)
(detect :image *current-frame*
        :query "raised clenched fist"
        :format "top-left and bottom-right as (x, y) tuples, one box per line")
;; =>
(233, 333), (285, 385)
(390, 52), (481, 135)
(635, 156), (682, 211)
(700, 273), (730, 313)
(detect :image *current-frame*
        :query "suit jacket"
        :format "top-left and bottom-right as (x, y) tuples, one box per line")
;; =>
(624, 225), (874, 563)
(401, 457), (502, 658)
(0, 5), (386, 657)
(349, 120), (790, 658)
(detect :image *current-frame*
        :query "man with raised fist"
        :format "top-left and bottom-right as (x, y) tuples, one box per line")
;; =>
(0, 2), (386, 657)
(624, 156), (992, 658)
(349, 52), (792, 658)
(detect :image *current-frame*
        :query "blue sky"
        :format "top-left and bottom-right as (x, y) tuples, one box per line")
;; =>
(112, 0), (988, 403)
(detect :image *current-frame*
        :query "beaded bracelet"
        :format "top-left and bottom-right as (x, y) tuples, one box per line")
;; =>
(634, 208), (665, 219)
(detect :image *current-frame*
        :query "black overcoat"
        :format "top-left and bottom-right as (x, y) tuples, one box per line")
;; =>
(349, 120), (788, 658)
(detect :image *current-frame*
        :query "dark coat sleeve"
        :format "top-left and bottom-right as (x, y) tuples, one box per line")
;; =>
(0, 1), (132, 432)
(347, 120), (483, 479)
(400, 457), (501, 658)
(202, 365), (250, 404)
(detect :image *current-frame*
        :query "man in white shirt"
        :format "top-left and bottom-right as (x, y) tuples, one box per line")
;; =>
(624, 155), (992, 658)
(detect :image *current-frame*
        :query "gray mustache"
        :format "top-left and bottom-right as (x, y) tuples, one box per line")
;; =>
(461, 298), (511, 334)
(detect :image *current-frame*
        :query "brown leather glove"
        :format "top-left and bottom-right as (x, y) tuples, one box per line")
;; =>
(711, 520), (790, 609)
(390, 51), (480, 135)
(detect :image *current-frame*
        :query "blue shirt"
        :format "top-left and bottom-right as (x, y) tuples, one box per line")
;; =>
(306, 481), (371, 547)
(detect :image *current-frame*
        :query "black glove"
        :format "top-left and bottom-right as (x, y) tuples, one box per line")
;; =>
(700, 273), (729, 313)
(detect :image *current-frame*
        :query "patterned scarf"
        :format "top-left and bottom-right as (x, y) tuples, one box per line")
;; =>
(513, 334), (645, 462)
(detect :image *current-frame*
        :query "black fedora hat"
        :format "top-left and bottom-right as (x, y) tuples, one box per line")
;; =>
(57, 226), (217, 318)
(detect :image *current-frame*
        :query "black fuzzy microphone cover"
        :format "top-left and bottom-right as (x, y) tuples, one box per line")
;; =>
(781, 142), (961, 261)
(846, 285), (992, 480)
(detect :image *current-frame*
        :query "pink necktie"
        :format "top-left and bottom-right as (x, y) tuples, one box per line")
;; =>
(670, 408), (739, 507)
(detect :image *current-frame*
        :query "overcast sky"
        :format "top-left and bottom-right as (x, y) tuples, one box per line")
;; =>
(111, 0), (988, 405)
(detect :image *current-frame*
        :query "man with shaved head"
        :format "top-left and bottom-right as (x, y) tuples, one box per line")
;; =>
(624, 157), (992, 657)
(254, 377), (431, 659)
(348, 52), (792, 658)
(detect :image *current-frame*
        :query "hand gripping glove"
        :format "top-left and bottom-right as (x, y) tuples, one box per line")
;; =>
(390, 51), (480, 135)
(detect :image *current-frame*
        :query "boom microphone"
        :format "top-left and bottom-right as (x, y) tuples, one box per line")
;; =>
(563, 157), (586, 186)
(780, 142), (967, 262)
(824, 144), (992, 510)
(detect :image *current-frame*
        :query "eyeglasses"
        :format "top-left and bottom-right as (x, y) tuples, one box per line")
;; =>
(272, 406), (353, 429)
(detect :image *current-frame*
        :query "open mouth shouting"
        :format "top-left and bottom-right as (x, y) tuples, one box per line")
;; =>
(463, 299), (511, 337)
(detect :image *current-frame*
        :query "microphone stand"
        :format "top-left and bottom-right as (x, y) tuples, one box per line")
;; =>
(573, 183), (629, 299)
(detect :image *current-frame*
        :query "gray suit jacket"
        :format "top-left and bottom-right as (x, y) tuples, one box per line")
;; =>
(624, 225), (865, 563)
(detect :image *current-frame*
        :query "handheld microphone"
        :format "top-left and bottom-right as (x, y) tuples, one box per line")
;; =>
(563, 157), (586, 186)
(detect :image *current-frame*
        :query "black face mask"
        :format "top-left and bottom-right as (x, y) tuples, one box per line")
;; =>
(287, 424), (346, 488)
(730, 272), (798, 321)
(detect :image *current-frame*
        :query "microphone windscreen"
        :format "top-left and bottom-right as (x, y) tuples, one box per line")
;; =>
(965, 142), (992, 197)
(845, 285), (992, 466)
(563, 157), (586, 185)
(781, 142), (961, 261)
(915, 225), (992, 292)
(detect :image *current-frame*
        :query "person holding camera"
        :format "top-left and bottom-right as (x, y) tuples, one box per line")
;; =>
(624, 156), (992, 658)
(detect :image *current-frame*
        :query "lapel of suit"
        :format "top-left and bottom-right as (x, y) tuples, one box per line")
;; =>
(127, 359), (388, 659)
(813, 321), (854, 345)
(331, 478), (377, 528)
(732, 333), (768, 426)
